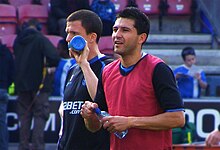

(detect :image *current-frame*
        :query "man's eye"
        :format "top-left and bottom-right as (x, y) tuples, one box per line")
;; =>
(123, 29), (129, 32)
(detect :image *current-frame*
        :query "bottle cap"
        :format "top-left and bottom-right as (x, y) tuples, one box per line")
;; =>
(68, 35), (86, 51)
(93, 108), (101, 115)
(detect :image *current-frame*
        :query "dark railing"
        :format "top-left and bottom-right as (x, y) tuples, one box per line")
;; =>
(198, 0), (220, 47)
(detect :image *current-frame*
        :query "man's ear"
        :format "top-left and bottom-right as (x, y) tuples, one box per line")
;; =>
(88, 33), (97, 43)
(138, 33), (147, 45)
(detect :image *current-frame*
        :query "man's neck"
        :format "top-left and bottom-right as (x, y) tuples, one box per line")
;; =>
(87, 45), (102, 61)
(121, 51), (142, 68)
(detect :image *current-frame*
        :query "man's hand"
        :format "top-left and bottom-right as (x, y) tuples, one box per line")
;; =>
(80, 101), (98, 120)
(69, 42), (89, 66)
(101, 115), (130, 133)
(80, 101), (101, 132)
(206, 130), (220, 147)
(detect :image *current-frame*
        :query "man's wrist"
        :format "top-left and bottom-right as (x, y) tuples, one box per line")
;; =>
(80, 60), (89, 67)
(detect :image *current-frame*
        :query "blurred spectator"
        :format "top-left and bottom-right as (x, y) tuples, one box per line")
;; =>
(13, 19), (60, 150)
(91, 0), (116, 36)
(173, 47), (207, 98)
(32, 0), (42, 5)
(52, 39), (76, 97)
(0, 38), (15, 150)
(30, 66), (56, 150)
(47, 0), (90, 38)
(0, 0), (41, 4)
(0, 0), (9, 4)
(126, 0), (138, 7)
(206, 125), (220, 147)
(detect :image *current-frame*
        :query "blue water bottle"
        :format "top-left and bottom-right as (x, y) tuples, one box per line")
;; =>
(68, 35), (86, 53)
(94, 108), (128, 139)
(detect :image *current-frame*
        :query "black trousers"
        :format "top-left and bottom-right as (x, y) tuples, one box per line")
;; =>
(17, 91), (50, 150)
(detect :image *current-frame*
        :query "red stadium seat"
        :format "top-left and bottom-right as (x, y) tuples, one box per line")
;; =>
(10, 0), (50, 9)
(0, 24), (17, 36)
(167, 0), (192, 15)
(17, 4), (49, 34)
(98, 36), (114, 56)
(136, 0), (160, 15)
(41, 0), (50, 6)
(1, 34), (17, 54)
(135, 0), (161, 33)
(41, 0), (51, 11)
(45, 35), (63, 47)
(10, 0), (32, 7)
(111, 0), (127, 14)
(0, 4), (17, 35)
(160, 0), (193, 34)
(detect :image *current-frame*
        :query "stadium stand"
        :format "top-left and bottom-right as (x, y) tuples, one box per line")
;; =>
(17, 4), (49, 34)
(145, 34), (213, 49)
(136, 0), (161, 33)
(9, 0), (32, 6)
(144, 48), (220, 96)
(167, 0), (192, 15)
(111, 0), (127, 14)
(98, 36), (114, 56)
(1, 33), (17, 54)
(161, 0), (193, 34)
(0, 4), (17, 36)
(46, 35), (63, 47)
(6, 1), (220, 149)
(41, 0), (50, 6)
(206, 76), (220, 96)
(136, 0), (160, 15)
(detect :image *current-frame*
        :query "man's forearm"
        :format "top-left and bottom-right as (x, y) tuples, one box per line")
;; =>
(80, 61), (98, 100)
(129, 111), (185, 130)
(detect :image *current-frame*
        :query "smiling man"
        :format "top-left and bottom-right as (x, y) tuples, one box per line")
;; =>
(81, 7), (185, 150)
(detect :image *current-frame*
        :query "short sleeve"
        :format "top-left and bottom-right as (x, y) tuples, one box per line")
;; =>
(152, 62), (184, 112)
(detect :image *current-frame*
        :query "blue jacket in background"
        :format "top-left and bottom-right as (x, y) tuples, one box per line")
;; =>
(91, 0), (116, 22)
(0, 43), (14, 89)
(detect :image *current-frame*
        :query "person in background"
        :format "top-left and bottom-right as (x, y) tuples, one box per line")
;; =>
(13, 19), (60, 150)
(90, 0), (116, 36)
(48, 0), (90, 38)
(0, 0), (41, 4)
(0, 38), (15, 150)
(126, 0), (138, 7)
(173, 47), (207, 98)
(206, 125), (220, 147)
(57, 9), (113, 150)
(31, 64), (56, 150)
(81, 7), (185, 150)
(0, 0), (9, 4)
(32, 0), (42, 5)
(52, 39), (76, 97)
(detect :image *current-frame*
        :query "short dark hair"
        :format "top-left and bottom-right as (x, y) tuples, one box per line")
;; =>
(66, 9), (103, 43)
(181, 47), (196, 60)
(117, 7), (150, 43)
(22, 18), (42, 31)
